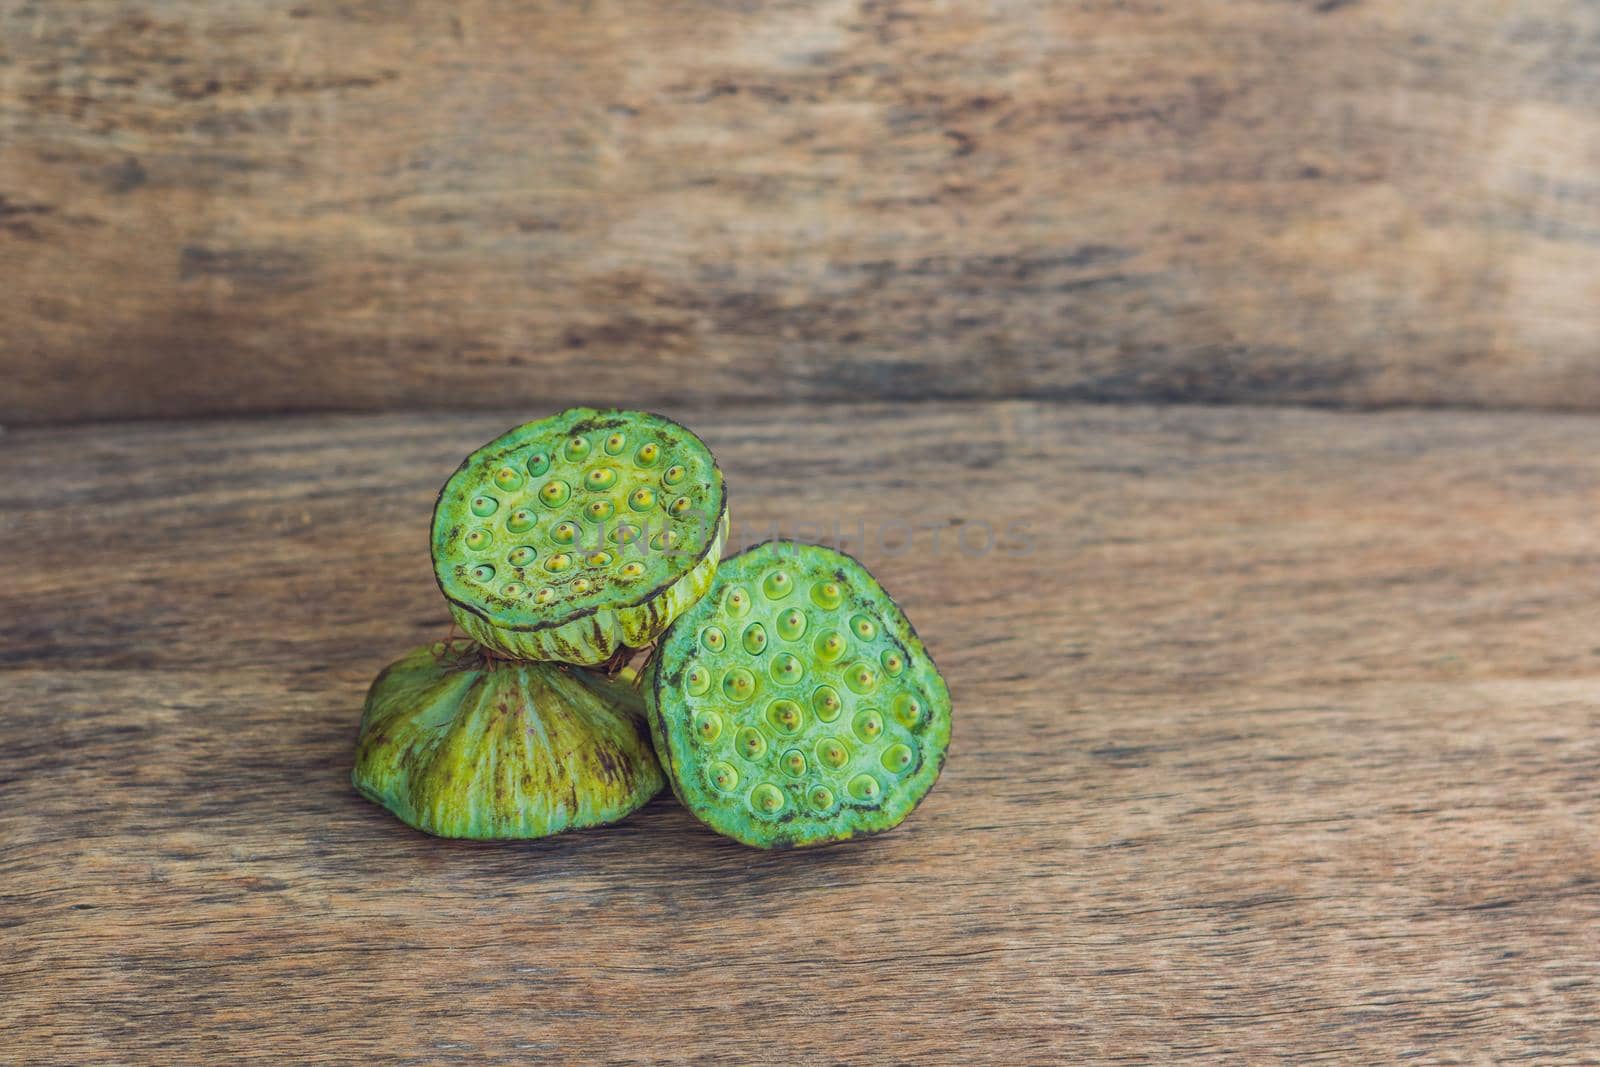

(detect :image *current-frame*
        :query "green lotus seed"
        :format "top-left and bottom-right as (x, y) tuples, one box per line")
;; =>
(750, 783), (785, 815)
(506, 507), (537, 533)
(585, 499), (615, 523)
(685, 665), (711, 696)
(811, 580), (842, 609)
(563, 435), (590, 461)
(663, 464), (686, 485)
(604, 431), (627, 455)
(668, 495), (692, 516)
(471, 495), (499, 517)
(550, 521), (577, 545)
(814, 630), (846, 663)
(465, 528), (493, 551)
(767, 699), (804, 734)
(501, 581), (524, 598)
(880, 744), (914, 774)
(587, 550), (612, 568)
(693, 710), (722, 744)
(735, 727), (767, 761)
(847, 773), (880, 802)
(493, 466), (525, 492)
(620, 561), (645, 579)
(649, 529), (679, 552)
(709, 761), (739, 792)
(852, 708), (884, 743)
(844, 662), (877, 695)
(634, 442), (660, 467)
(892, 692), (922, 727)
(721, 667), (756, 702)
(881, 649), (904, 676)
(812, 684), (842, 722)
(762, 571), (793, 600)
(702, 626), (725, 652)
(535, 587), (556, 605)
(742, 622), (768, 655)
(526, 452), (551, 477)
(507, 545), (537, 567)
(851, 614), (876, 641)
(471, 563), (495, 582)
(776, 607), (807, 641)
(809, 785), (834, 811)
(817, 737), (849, 770)
(545, 553), (572, 573)
(629, 487), (655, 511)
(781, 749), (808, 777)
(537, 480), (570, 508)
(770, 653), (804, 685)
(585, 467), (618, 492)
(571, 577), (592, 594)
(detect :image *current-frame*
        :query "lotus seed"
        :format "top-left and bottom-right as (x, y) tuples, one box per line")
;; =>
(585, 499), (615, 523)
(507, 508), (537, 533)
(685, 665), (711, 696)
(702, 626), (725, 652)
(881, 650), (904, 676)
(471, 495), (499, 517)
(892, 692), (922, 727)
(781, 749), (808, 777)
(817, 737), (849, 770)
(809, 785), (834, 811)
(735, 727), (767, 761)
(620, 561), (645, 578)
(471, 564), (495, 582)
(585, 467), (618, 492)
(493, 466), (524, 492)
(776, 608), (807, 641)
(742, 622), (768, 655)
(526, 452), (551, 477)
(812, 685), (842, 722)
(811, 580), (842, 609)
(851, 614), (876, 641)
(551, 521), (577, 545)
(538, 480), (570, 508)
(545, 553), (572, 573)
(709, 761), (739, 792)
(814, 630), (846, 663)
(501, 581), (524, 597)
(762, 571), (792, 600)
(563, 435), (590, 461)
(693, 710), (722, 744)
(767, 699), (804, 734)
(847, 773), (880, 802)
(721, 667), (756, 702)
(845, 662), (877, 694)
(663, 465), (686, 485)
(852, 708), (884, 743)
(770, 653), (804, 685)
(604, 432), (626, 455)
(634, 443), (660, 467)
(465, 528), (493, 551)
(587, 550), (612, 568)
(508, 545), (537, 566)
(750, 783), (785, 815)
(880, 744), (914, 774)
(629, 487), (655, 511)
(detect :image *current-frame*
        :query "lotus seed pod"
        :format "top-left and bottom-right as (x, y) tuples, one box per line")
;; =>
(352, 642), (664, 839)
(645, 541), (951, 849)
(432, 408), (728, 664)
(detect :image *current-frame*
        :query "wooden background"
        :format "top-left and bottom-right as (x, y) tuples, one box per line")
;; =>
(4, 402), (1599, 1061)
(4, 0), (1600, 424)
(5, 0), (1600, 1061)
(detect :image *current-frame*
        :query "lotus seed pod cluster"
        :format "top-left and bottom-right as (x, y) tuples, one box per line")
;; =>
(352, 407), (951, 848)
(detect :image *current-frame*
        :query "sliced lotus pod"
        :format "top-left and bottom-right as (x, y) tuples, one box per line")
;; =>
(352, 641), (664, 839)
(432, 408), (728, 665)
(646, 541), (951, 849)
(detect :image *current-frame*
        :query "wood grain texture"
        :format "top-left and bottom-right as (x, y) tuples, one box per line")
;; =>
(5, 0), (1600, 424)
(3, 400), (1599, 1061)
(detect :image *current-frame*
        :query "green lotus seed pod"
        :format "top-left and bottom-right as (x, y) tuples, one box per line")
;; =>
(432, 408), (728, 665)
(645, 541), (951, 849)
(352, 642), (664, 839)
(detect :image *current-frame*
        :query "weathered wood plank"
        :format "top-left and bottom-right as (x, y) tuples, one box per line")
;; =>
(3, 401), (1599, 1060)
(4, 1), (1600, 423)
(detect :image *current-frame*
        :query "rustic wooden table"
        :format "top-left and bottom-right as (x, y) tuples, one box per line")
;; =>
(4, 400), (1598, 1061)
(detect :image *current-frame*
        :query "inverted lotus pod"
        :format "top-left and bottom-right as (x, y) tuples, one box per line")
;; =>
(646, 541), (951, 849)
(432, 408), (728, 665)
(352, 642), (664, 839)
